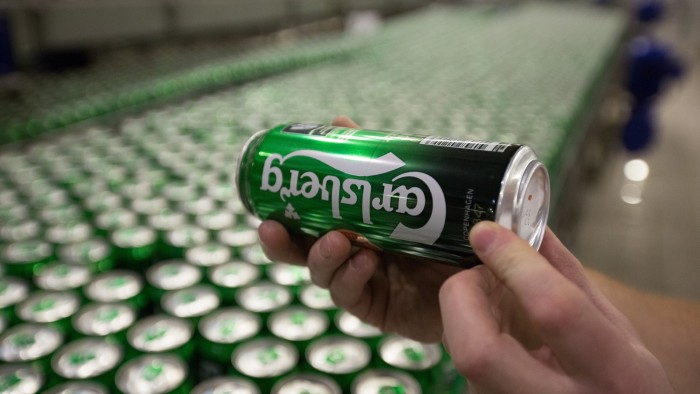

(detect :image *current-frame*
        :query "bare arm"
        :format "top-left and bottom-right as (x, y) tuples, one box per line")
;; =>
(588, 269), (700, 392)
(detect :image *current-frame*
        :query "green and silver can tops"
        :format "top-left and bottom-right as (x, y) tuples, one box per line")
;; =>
(15, 291), (81, 333)
(45, 222), (93, 246)
(206, 182), (237, 204)
(119, 180), (156, 200)
(306, 336), (372, 391)
(300, 284), (338, 318)
(130, 197), (169, 218)
(115, 354), (190, 394)
(271, 373), (342, 394)
(0, 204), (29, 223)
(34, 263), (92, 292)
(268, 306), (329, 352)
(351, 369), (422, 394)
(195, 209), (236, 234)
(72, 302), (136, 341)
(0, 219), (41, 243)
(335, 310), (383, 350)
(377, 335), (443, 392)
(232, 338), (298, 393)
(160, 285), (220, 322)
(127, 315), (194, 359)
(236, 123), (550, 268)
(235, 281), (292, 317)
(192, 376), (259, 394)
(162, 182), (199, 204)
(50, 338), (122, 386)
(94, 209), (138, 235)
(162, 225), (209, 259)
(28, 188), (70, 209)
(179, 196), (216, 218)
(216, 227), (258, 257)
(1, 240), (53, 279)
(206, 261), (260, 305)
(185, 242), (231, 270)
(38, 205), (85, 226)
(84, 270), (145, 309)
(146, 209), (187, 234)
(57, 238), (114, 273)
(239, 244), (271, 267)
(145, 260), (202, 302)
(110, 226), (158, 267)
(0, 364), (44, 394)
(0, 277), (29, 322)
(196, 308), (261, 379)
(0, 323), (63, 367)
(83, 192), (122, 214)
(44, 381), (108, 394)
(267, 263), (311, 294)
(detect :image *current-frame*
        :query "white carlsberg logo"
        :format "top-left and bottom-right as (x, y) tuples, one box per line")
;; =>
(260, 150), (446, 245)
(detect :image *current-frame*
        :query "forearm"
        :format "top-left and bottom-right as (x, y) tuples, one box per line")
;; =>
(587, 269), (700, 393)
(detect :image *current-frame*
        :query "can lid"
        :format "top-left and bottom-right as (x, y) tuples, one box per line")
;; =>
(208, 261), (260, 289)
(130, 197), (169, 216)
(0, 364), (44, 394)
(161, 285), (221, 319)
(198, 308), (261, 344)
(335, 311), (382, 339)
(0, 323), (63, 362)
(147, 209), (187, 231)
(232, 338), (298, 378)
(217, 227), (258, 249)
(116, 354), (187, 394)
(300, 285), (337, 311)
(146, 260), (201, 291)
(58, 238), (111, 265)
(268, 263), (311, 287)
(128, 315), (193, 352)
(192, 377), (259, 394)
(96, 209), (138, 231)
(35, 263), (92, 291)
(179, 196), (216, 216)
(351, 369), (421, 394)
(73, 302), (136, 336)
(195, 209), (236, 231)
(0, 219), (41, 243)
(240, 245), (272, 266)
(164, 225), (209, 249)
(272, 373), (342, 394)
(268, 307), (329, 342)
(52, 338), (122, 379)
(185, 242), (231, 268)
(235, 282), (292, 313)
(2, 240), (52, 264)
(46, 222), (93, 244)
(16, 290), (81, 324)
(0, 277), (29, 309)
(307, 336), (371, 375)
(495, 146), (550, 251)
(43, 381), (109, 394)
(111, 226), (157, 248)
(85, 270), (143, 303)
(378, 335), (442, 370)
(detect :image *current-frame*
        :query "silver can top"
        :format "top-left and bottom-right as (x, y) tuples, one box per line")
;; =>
(335, 310), (382, 339)
(306, 336), (371, 375)
(378, 334), (442, 371)
(185, 242), (231, 268)
(268, 307), (329, 342)
(16, 290), (80, 324)
(111, 226), (157, 248)
(146, 260), (202, 291)
(217, 227), (258, 249)
(0, 364), (44, 394)
(0, 277), (29, 309)
(351, 369), (421, 394)
(300, 284), (337, 311)
(272, 373), (342, 394)
(161, 285), (221, 319)
(0, 323), (63, 362)
(235, 281), (292, 313)
(95, 209), (138, 231)
(116, 354), (187, 394)
(58, 238), (111, 265)
(192, 376), (260, 394)
(147, 209), (187, 231)
(268, 263), (311, 287)
(51, 338), (122, 379)
(195, 209), (236, 231)
(72, 302), (136, 337)
(240, 244), (272, 266)
(34, 263), (92, 291)
(127, 315), (193, 353)
(165, 225), (209, 248)
(43, 381), (108, 394)
(85, 270), (142, 303)
(198, 308), (261, 344)
(232, 338), (298, 378)
(207, 261), (260, 289)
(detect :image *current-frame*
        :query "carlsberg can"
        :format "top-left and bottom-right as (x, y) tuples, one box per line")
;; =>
(237, 123), (549, 267)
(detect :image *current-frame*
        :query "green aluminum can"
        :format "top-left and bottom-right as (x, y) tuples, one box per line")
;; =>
(0, 277), (29, 324)
(83, 270), (145, 310)
(306, 336), (372, 392)
(0, 323), (64, 372)
(206, 261), (260, 305)
(351, 369), (422, 394)
(126, 315), (194, 360)
(237, 123), (550, 267)
(50, 338), (123, 388)
(34, 263), (92, 292)
(1, 240), (53, 279)
(15, 291), (81, 334)
(72, 302), (136, 342)
(160, 285), (220, 323)
(192, 376), (259, 394)
(115, 354), (190, 394)
(271, 373), (342, 394)
(0, 364), (44, 394)
(43, 381), (108, 394)
(145, 260), (202, 304)
(377, 334), (443, 392)
(231, 338), (298, 393)
(57, 238), (114, 273)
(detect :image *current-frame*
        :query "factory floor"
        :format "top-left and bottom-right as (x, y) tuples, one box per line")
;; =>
(571, 46), (700, 300)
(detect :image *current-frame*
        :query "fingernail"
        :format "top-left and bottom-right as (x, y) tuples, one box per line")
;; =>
(470, 221), (500, 254)
(320, 233), (333, 259)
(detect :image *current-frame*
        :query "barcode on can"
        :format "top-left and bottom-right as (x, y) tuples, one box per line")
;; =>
(420, 136), (510, 153)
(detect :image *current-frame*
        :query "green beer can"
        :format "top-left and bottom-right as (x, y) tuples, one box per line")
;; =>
(0, 323), (63, 371)
(50, 338), (122, 388)
(237, 123), (550, 267)
(306, 336), (372, 392)
(271, 373), (342, 394)
(44, 381), (108, 394)
(0, 277), (29, 323)
(231, 338), (298, 393)
(377, 335), (443, 392)
(15, 291), (81, 334)
(145, 260), (202, 303)
(1, 240), (53, 279)
(126, 315), (194, 360)
(34, 263), (92, 292)
(160, 285), (220, 323)
(57, 238), (114, 273)
(335, 310), (383, 351)
(84, 271), (145, 310)
(192, 376), (259, 394)
(206, 261), (260, 305)
(115, 354), (191, 394)
(185, 242), (231, 270)
(72, 302), (136, 342)
(0, 364), (44, 394)
(110, 226), (158, 268)
(235, 281), (292, 320)
(268, 306), (329, 353)
(299, 284), (338, 321)
(351, 369), (422, 394)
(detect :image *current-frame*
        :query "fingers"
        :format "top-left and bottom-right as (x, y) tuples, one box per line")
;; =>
(469, 221), (628, 374)
(257, 220), (311, 265)
(332, 116), (360, 128)
(440, 267), (564, 392)
(307, 231), (353, 288)
(327, 248), (379, 312)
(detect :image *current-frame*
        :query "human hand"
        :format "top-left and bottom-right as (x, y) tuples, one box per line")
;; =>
(441, 221), (673, 393)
